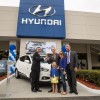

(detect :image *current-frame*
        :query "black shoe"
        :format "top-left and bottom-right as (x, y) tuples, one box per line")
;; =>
(48, 89), (52, 92)
(31, 88), (33, 92)
(58, 90), (61, 93)
(31, 89), (33, 92)
(69, 91), (73, 93)
(37, 89), (42, 92)
(32, 89), (37, 92)
(73, 91), (78, 95)
(31, 86), (34, 91)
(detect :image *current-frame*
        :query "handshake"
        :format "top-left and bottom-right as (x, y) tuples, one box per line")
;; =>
(43, 55), (49, 61)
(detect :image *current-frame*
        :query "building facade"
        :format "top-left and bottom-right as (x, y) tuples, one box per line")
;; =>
(0, 6), (100, 70)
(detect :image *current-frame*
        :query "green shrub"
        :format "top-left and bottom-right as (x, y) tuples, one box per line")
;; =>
(76, 70), (100, 86)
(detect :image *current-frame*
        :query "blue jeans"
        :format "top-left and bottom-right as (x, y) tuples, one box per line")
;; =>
(60, 69), (67, 92)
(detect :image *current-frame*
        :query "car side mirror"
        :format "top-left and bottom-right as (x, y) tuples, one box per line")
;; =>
(24, 60), (29, 63)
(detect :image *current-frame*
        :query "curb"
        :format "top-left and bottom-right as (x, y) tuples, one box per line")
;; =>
(0, 96), (100, 100)
(0, 74), (15, 85)
(77, 81), (100, 94)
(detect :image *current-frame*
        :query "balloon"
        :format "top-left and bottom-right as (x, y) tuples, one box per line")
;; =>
(9, 45), (16, 51)
(62, 45), (66, 53)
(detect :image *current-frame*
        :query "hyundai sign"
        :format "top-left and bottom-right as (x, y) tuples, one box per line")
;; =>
(17, 0), (66, 38)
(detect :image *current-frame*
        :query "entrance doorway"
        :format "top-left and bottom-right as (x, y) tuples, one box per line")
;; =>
(78, 53), (87, 69)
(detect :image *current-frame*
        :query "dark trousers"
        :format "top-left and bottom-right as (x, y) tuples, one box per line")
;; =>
(66, 64), (77, 92)
(60, 69), (67, 92)
(58, 79), (61, 91)
(31, 70), (40, 91)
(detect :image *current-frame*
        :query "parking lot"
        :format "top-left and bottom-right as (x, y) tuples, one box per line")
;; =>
(0, 75), (100, 98)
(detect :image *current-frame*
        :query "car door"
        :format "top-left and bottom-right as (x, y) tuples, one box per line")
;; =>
(24, 55), (32, 78)
(18, 56), (27, 75)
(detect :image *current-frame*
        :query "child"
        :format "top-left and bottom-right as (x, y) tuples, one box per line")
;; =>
(50, 62), (59, 93)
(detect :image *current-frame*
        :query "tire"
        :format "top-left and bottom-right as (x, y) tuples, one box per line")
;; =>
(15, 69), (20, 79)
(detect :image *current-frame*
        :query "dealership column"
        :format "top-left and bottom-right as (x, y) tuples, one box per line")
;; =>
(87, 44), (92, 70)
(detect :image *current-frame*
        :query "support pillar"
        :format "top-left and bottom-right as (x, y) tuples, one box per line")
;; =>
(87, 44), (92, 70)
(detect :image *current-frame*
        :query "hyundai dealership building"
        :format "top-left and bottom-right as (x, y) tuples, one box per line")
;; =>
(0, 0), (100, 70)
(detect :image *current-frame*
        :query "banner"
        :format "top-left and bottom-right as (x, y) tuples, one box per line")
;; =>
(0, 60), (7, 76)
(26, 41), (56, 54)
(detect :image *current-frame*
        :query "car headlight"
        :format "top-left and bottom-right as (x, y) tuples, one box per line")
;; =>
(41, 67), (49, 72)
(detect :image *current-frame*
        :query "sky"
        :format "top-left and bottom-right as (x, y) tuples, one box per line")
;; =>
(0, 0), (100, 13)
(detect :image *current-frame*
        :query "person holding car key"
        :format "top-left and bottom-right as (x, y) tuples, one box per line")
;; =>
(31, 47), (44, 92)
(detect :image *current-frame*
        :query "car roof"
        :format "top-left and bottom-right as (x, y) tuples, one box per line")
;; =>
(25, 54), (46, 57)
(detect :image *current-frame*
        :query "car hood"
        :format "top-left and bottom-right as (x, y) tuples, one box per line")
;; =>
(40, 63), (51, 70)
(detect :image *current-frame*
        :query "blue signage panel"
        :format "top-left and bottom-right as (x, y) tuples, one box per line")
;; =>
(17, 0), (66, 39)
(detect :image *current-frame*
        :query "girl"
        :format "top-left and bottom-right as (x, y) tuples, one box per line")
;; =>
(50, 62), (59, 93)
(59, 51), (67, 95)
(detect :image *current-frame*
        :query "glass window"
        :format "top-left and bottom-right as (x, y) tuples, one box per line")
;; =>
(77, 53), (87, 69)
(25, 56), (30, 61)
(20, 56), (26, 62)
(20, 56), (31, 63)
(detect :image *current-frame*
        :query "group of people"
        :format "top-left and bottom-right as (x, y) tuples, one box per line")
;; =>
(31, 44), (78, 95)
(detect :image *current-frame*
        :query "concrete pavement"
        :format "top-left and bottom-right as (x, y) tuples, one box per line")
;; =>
(0, 76), (100, 98)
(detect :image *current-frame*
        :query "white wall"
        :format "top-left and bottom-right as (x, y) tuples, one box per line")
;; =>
(0, 6), (100, 42)
(66, 11), (100, 41)
(0, 7), (18, 37)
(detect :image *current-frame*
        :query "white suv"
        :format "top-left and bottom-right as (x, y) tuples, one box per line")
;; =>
(15, 55), (51, 82)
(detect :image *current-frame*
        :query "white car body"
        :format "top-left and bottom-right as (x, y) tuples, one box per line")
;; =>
(15, 55), (51, 82)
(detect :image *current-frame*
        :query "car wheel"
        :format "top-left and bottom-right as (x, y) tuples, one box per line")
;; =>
(15, 69), (20, 79)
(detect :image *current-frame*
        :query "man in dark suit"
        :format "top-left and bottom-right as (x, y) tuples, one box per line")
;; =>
(65, 44), (78, 95)
(46, 47), (60, 93)
(31, 47), (44, 92)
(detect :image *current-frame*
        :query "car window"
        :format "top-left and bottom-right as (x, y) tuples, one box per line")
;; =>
(20, 56), (26, 62)
(20, 56), (31, 63)
(25, 56), (31, 63)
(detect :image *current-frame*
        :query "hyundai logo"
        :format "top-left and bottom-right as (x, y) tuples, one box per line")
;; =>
(29, 5), (56, 17)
